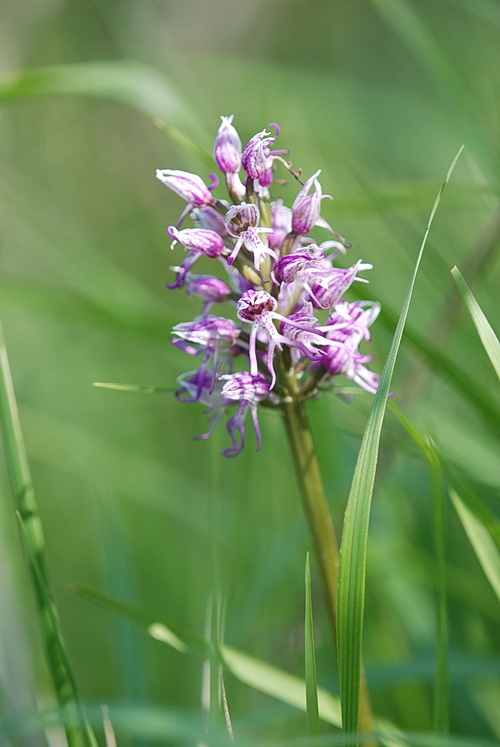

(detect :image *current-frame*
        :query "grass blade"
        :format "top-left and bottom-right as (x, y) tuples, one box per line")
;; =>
(336, 146), (464, 742)
(0, 320), (97, 747)
(388, 403), (450, 732)
(0, 61), (213, 165)
(74, 582), (343, 727)
(451, 266), (500, 381)
(428, 444), (449, 733)
(449, 489), (500, 603)
(92, 381), (175, 394)
(304, 553), (320, 741)
(73, 584), (406, 740)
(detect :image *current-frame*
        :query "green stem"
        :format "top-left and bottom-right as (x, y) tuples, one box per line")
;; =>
(282, 397), (374, 739)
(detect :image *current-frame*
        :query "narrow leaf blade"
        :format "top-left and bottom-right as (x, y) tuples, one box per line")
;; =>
(451, 266), (500, 381)
(336, 147), (464, 740)
(0, 321), (97, 747)
(93, 381), (175, 394)
(304, 553), (320, 740)
(450, 489), (500, 603)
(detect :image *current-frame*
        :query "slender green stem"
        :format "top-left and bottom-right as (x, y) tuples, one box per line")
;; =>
(282, 396), (374, 739)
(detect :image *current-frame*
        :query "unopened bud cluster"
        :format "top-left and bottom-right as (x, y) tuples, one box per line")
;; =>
(156, 117), (380, 457)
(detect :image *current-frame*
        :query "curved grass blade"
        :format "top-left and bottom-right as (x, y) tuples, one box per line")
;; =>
(367, 0), (496, 177)
(354, 283), (500, 435)
(305, 553), (320, 741)
(0, 320), (97, 747)
(74, 582), (342, 727)
(73, 584), (406, 741)
(0, 61), (213, 165)
(336, 146), (464, 742)
(449, 488), (500, 603)
(451, 266), (500, 381)
(448, 474), (500, 549)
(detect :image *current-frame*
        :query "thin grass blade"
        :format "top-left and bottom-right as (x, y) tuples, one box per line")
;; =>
(304, 553), (320, 741)
(451, 266), (500, 381)
(0, 320), (97, 747)
(448, 476), (500, 549)
(92, 381), (175, 394)
(74, 584), (406, 740)
(0, 61), (213, 165)
(428, 442), (449, 733)
(336, 147), (464, 742)
(73, 584), (344, 726)
(450, 489), (500, 603)
(389, 403), (451, 732)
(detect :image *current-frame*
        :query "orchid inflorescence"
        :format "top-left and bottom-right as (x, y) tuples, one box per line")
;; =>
(157, 116), (381, 457)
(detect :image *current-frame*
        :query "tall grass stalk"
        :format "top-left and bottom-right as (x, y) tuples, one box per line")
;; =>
(335, 146), (464, 745)
(0, 320), (97, 747)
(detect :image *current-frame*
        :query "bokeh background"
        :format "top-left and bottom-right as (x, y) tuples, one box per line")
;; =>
(1, 0), (499, 743)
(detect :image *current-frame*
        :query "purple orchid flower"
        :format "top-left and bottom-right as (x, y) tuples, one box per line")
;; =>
(291, 170), (332, 235)
(219, 371), (270, 457)
(166, 226), (226, 288)
(156, 169), (215, 207)
(237, 289), (331, 388)
(224, 203), (277, 271)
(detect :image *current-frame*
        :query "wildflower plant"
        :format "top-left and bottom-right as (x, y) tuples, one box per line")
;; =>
(156, 118), (388, 737)
(157, 116), (381, 458)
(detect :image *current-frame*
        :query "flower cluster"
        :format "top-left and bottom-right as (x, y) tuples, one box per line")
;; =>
(157, 116), (380, 457)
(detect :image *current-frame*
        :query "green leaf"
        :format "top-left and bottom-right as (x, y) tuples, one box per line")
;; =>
(451, 266), (500, 381)
(0, 320), (97, 747)
(450, 489), (500, 603)
(336, 147), (464, 741)
(304, 553), (320, 741)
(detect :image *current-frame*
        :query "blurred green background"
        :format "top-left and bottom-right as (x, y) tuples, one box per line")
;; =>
(1, 0), (499, 742)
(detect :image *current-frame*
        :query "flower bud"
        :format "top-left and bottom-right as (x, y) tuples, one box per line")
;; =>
(156, 169), (214, 206)
(258, 167), (273, 187)
(292, 170), (330, 235)
(185, 275), (232, 304)
(241, 130), (275, 179)
(272, 253), (312, 284)
(167, 226), (225, 258)
(172, 317), (239, 350)
(214, 115), (242, 174)
(191, 206), (228, 236)
(220, 371), (270, 405)
(268, 199), (292, 249)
